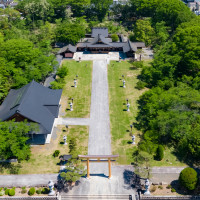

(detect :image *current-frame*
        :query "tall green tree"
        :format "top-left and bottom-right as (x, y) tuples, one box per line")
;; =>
(0, 121), (38, 161)
(90, 0), (113, 21)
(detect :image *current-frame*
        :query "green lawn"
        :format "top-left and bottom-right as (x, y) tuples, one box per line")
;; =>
(60, 60), (92, 118)
(108, 61), (186, 167)
(0, 126), (89, 174)
(108, 61), (146, 165)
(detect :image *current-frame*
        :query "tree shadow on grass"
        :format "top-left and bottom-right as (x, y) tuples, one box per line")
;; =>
(0, 163), (21, 174)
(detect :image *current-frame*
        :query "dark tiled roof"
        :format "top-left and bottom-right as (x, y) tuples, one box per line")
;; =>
(58, 44), (77, 53)
(90, 34), (111, 46)
(0, 80), (62, 134)
(92, 27), (108, 38)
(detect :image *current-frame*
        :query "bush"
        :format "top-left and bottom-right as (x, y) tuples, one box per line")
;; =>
(150, 185), (157, 192)
(158, 185), (163, 189)
(57, 65), (68, 78)
(179, 167), (198, 190)
(111, 34), (118, 42)
(22, 186), (26, 190)
(21, 189), (27, 194)
(41, 187), (49, 194)
(166, 184), (172, 189)
(5, 189), (9, 195)
(53, 150), (60, 157)
(8, 189), (15, 196)
(171, 188), (176, 193)
(36, 189), (42, 194)
(4, 187), (7, 191)
(28, 187), (35, 196)
(155, 145), (164, 161)
(69, 137), (77, 154)
(50, 80), (65, 89)
(136, 81), (146, 90)
(0, 190), (5, 196)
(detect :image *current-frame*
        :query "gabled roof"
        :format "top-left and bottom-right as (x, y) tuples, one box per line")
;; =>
(0, 80), (62, 134)
(92, 28), (108, 38)
(58, 44), (77, 54)
(90, 34), (111, 46)
(123, 40), (145, 53)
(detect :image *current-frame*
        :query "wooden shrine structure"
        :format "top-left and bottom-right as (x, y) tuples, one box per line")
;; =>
(78, 155), (119, 179)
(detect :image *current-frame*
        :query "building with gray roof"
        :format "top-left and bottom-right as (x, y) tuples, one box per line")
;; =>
(58, 28), (145, 59)
(0, 80), (62, 144)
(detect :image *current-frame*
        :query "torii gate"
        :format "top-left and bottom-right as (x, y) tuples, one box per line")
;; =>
(78, 155), (119, 179)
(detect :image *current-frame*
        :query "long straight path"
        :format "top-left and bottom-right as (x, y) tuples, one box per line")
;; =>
(88, 60), (111, 155)
(88, 60), (111, 175)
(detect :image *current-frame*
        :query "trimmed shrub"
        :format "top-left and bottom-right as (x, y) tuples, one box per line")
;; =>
(150, 185), (157, 192)
(171, 188), (176, 193)
(4, 187), (7, 191)
(41, 187), (49, 194)
(166, 184), (172, 189)
(22, 186), (26, 190)
(57, 65), (68, 79)
(156, 145), (164, 161)
(21, 189), (27, 194)
(111, 34), (118, 42)
(136, 81), (146, 90)
(36, 189), (42, 194)
(0, 190), (5, 196)
(8, 189), (15, 196)
(28, 187), (35, 196)
(158, 185), (163, 189)
(179, 167), (198, 190)
(5, 189), (9, 195)
(53, 150), (60, 157)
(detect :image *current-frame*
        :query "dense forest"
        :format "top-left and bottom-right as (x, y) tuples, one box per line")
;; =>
(0, 0), (200, 165)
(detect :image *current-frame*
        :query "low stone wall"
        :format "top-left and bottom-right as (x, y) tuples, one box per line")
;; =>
(0, 197), (57, 200)
(141, 196), (200, 200)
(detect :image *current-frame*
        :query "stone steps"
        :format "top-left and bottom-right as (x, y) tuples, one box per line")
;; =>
(61, 194), (132, 200)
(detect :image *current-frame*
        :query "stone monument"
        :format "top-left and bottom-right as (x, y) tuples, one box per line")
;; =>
(63, 135), (67, 145)
(127, 102), (130, 111)
(70, 102), (73, 111)
(132, 135), (135, 144)
(74, 79), (77, 88)
(123, 80), (126, 88)
(48, 180), (55, 196)
(144, 179), (150, 195)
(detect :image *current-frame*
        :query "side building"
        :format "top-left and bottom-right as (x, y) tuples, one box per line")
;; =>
(0, 80), (62, 145)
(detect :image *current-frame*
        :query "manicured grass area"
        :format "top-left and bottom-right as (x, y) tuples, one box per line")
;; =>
(108, 61), (147, 165)
(0, 126), (89, 174)
(150, 147), (186, 167)
(60, 60), (92, 118)
(108, 61), (186, 167)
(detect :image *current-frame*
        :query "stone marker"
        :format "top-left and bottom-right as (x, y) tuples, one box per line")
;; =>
(144, 179), (150, 195)
(48, 180), (55, 196)
(63, 135), (67, 145)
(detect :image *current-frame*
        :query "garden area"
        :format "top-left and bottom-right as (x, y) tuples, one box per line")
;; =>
(108, 61), (187, 167)
(0, 125), (89, 175)
(59, 60), (92, 118)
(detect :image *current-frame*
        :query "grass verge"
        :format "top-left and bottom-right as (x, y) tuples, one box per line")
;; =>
(60, 60), (92, 118)
(0, 125), (89, 174)
(108, 61), (186, 167)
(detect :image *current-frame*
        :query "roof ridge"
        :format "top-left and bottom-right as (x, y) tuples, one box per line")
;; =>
(17, 80), (36, 112)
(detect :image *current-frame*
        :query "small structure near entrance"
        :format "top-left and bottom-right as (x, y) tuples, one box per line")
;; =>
(78, 155), (119, 179)
(58, 28), (145, 59)
(0, 80), (62, 144)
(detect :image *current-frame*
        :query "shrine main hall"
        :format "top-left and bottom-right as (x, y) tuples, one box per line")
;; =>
(58, 27), (145, 59)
